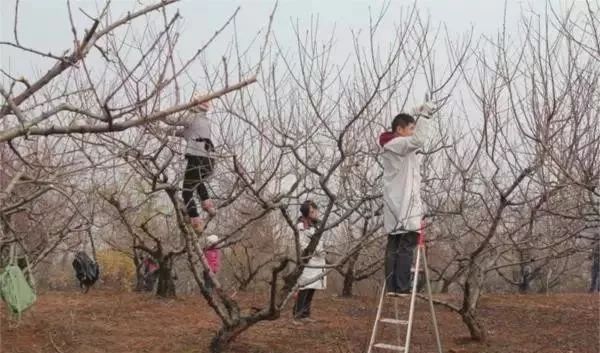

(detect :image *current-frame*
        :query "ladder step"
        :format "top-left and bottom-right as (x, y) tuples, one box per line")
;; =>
(373, 343), (405, 351)
(379, 318), (408, 325)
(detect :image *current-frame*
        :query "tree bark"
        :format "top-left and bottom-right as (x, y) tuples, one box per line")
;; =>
(440, 278), (451, 293)
(340, 252), (359, 297)
(133, 252), (146, 292)
(460, 264), (486, 341)
(210, 322), (248, 353)
(461, 310), (486, 341)
(156, 256), (176, 298)
(341, 271), (355, 297)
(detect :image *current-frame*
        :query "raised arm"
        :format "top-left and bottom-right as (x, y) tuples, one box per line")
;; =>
(162, 111), (191, 127)
(162, 98), (210, 127)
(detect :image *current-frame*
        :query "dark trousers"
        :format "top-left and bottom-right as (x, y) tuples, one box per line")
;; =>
(183, 155), (214, 218)
(143, 271), (158, 292)
(293, 289), (316, 318)
(203, 271), (214, 292)
(385, 232), (418, 293)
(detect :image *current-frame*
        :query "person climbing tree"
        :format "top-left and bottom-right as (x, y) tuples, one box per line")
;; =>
(163, 95), (217, 232)
(378, 101), (436, 296)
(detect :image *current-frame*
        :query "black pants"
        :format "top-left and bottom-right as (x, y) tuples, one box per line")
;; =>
(143, 271), (158, 292)
(183, 155), (214, 218)
(385, 232), (418, 293)
(203, 271), (214, 292)
(293, 289), (315, 318)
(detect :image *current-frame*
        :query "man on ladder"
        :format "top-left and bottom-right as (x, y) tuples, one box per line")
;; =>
(368, 99), (442, 353)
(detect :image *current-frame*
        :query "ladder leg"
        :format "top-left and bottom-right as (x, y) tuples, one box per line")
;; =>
(394, 297), (401, 347)
(422, 247), (444, 353)
(366, 279), (387, 353)
(404, 244), (421, 353)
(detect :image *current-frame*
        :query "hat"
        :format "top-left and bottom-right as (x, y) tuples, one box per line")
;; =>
(206, 234), (219, 246)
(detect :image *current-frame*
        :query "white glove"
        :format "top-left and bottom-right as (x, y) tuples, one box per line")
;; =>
(412, 101), (436, 119)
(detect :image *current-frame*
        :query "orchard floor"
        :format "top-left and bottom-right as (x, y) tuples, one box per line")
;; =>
(1, 290), (598, 353)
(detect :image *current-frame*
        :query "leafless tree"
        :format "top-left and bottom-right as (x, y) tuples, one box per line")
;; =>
(3, 1), (597, 352)
(182, 3), (470, 351)
(422, 1), (600, 340)
(0, 0), (258, 287)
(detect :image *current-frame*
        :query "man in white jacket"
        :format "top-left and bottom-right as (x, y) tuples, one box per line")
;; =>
(163, 97), (217, 232)
(378, 102), (435, 296)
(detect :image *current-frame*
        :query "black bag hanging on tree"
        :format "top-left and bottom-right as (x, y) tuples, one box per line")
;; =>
(72, 230), (100, 293)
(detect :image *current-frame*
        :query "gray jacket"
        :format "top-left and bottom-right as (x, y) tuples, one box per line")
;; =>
(380, 116), (433, 234)
(163, 110), (212, 157)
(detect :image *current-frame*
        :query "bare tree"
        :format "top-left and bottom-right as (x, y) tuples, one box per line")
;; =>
(3, 1), (597, 352)
(177, 4), (471, 351)
(422, 1), (600, 340)
(0, 0), (259, 288)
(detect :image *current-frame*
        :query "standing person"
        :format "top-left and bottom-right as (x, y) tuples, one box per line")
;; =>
(203, 234), (221, 293)
(163, 95), (217, 232)
(293, 200), (327, 323)
(378, 102), (435, 296)
(142, 256), (159, 292)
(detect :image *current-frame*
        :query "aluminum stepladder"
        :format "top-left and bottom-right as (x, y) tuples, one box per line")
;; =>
(366, 227), (443, 353)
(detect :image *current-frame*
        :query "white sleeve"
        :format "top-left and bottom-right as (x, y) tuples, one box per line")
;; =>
(297, 223), (314, 250)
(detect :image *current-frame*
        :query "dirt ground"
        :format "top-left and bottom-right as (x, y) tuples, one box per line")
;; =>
(1, 290), (598, 353)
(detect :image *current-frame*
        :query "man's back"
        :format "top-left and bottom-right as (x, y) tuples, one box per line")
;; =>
(379, 113), (433, 233)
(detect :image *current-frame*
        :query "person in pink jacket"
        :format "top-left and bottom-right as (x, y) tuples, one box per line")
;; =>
(203, 234), (221, 292)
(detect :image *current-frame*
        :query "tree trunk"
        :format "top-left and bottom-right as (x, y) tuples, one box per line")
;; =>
(461, 310), (486, 341)
(210, 320), (251, 353)
(460, 264), (486, 341)
(156, 257), (176, 298)
(341, 271), (355, 297)
(518, 265), (531, 293)
(340, 252), (359, 297)
(440, 278), (451, 293)
(133, 254), (145, 292)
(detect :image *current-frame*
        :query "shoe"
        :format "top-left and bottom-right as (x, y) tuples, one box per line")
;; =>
(291, 318), (305, 325)
(190, 217), (204, 232)
(302, 317), (317, 323)
(201, 199), (217, 217)
(386, 291), (410, 297)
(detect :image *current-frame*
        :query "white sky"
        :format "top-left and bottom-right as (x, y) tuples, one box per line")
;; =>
(1, 0), (583, 83)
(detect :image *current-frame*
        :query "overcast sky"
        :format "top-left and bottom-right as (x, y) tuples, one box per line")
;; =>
(0, 0), (592, 206)
(1, 0), (582, 83)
